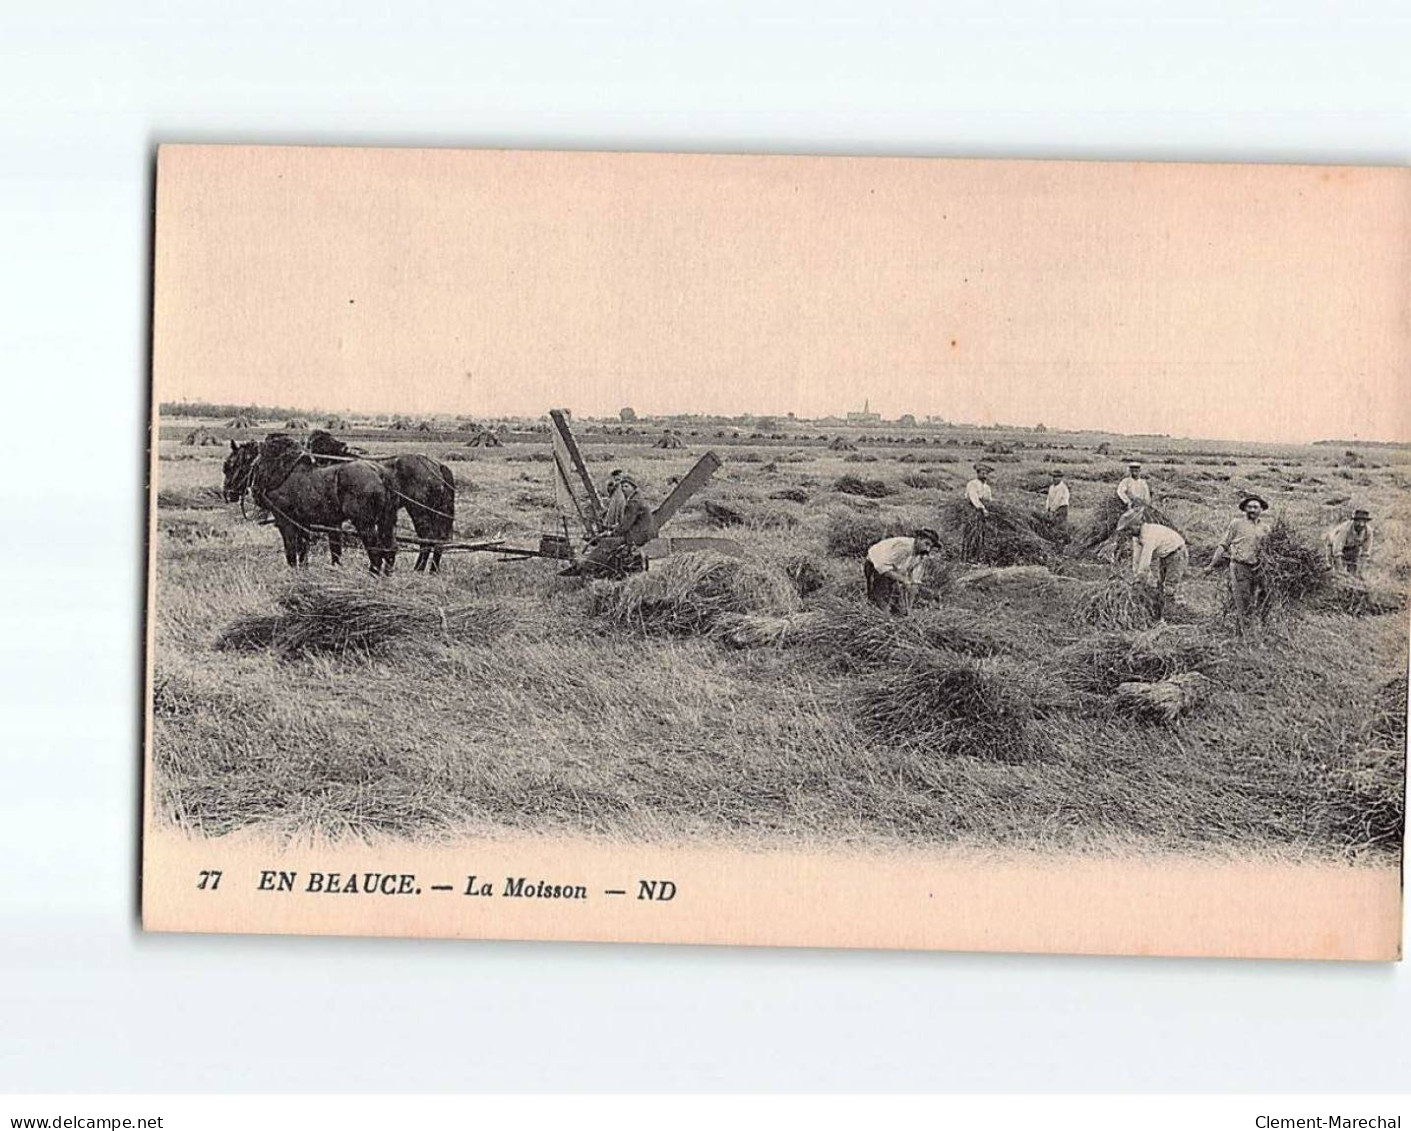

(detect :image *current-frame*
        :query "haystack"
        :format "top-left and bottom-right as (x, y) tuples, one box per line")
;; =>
(182, 427), (219, 446)
(855, 655), (1041, 762)
(703, 500), (744, 526)
(833, 474), (895, 498)
(769, 486), (810, 504)
(1076, 495), (1181, 553)
(1257, 518), (1332, 609)
(586, 551), (799, 636)
(416, 420), (435, 432)
(782, 552), (829, 597)
(465, 430), (503, 448)
(284, 418), (308, 430)
(654, 431), (685, 449)
(1314, 578), (1405, 617)
(216, 575), (513, 657)
(1057, 624), (1220, 695)
(823, 511), (892, 558)
(827, 436), (857, 452)
(228, 416), (254, 429)
(1069, 575), (1163, 631)
(1115, 672), (1212, 724)
(942, 499), (1054, 566)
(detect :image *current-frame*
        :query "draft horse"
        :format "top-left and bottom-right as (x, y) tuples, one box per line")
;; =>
(222, 436), (399, 574)
(307, 431), (457, 572)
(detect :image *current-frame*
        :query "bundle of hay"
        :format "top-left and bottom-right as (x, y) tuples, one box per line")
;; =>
(900, 471), (947, 490)
(181, 427), (219, 447)
(712, 610), (824, 649)
(416, 420), (435, 432)
(217, 576), (513, 658)
(782, 552), (829, 597)
(833, 474), (894, 498)
(465, 430), (503, 448)
(1069, 575), (1163, 631)
(942, 499), (1054, 566)
(793, 603), (1014, 670)
(1315, 578), (1406, 617)
(228, 415), (254, 429)
(1257, 518), (1332, 608)
(284, 418), (308, 430)
(587, 551), (799, 635)
(823, 511), (892, 558)
(1115, 671), (1212, 724)
(826, 436), (857, 451)
(854, 654), (1040, 761)
(1076, 495), (1181, 552)
(654, 432), (685, 449)
(703, 500), (744, 526)
(769, 486), (810, 504)
(1057, 624), (1220, 695)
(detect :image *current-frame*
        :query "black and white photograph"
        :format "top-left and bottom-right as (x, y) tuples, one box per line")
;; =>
(142, 145), (1409, 959)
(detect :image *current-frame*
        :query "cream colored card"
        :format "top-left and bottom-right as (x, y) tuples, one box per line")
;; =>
(146, 145), (1408, 959)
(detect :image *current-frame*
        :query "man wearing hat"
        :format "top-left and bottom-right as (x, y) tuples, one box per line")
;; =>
(1116, 461), (1151, 568)
(1209, 494), (1273, 623)
(965, 463), (994, 513)
(600, 468), (627, 531)
(571, 474), (657, 577)
(1116, 460), (1151, 507)
(1325, 508), (1375, 575)
(1045, 469), (1071, 527)
(865, 529), (940, 615)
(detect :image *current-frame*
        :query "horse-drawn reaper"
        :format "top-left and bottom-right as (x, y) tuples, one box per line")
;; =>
(222, 410), (740, 577)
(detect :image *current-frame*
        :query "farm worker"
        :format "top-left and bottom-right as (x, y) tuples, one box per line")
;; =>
(1116, 461), (1151, 568)
(865, 528), (940, 615)
(601, 469), (626, 530)
(1045, 470), (1070, 525)
(1325, 509), (1374, 575)
(1209, 493), (1273, 623)
(1116, 460), (1151, 506)
(965, 464), (994, 514)
(1115, 505), (1187, 619)
(574, 475), (658, 577)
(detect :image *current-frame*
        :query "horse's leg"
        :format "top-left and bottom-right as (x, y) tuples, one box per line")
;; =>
(296, 531), (311, 567)
(429, 545), (443, 574)
(278, 523), (299, 568)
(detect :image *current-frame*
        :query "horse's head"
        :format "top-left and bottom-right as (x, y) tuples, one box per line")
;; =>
(222, 440), (260, 501)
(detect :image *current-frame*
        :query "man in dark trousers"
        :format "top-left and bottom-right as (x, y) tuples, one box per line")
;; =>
(864, 528), (941, 615)
(573, 475), (657, 577)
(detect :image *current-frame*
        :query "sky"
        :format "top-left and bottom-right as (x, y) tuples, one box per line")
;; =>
(154, 146), (1411, 443)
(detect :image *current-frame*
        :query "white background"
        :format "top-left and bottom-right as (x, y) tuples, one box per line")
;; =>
(2, 1), (1408, 1093)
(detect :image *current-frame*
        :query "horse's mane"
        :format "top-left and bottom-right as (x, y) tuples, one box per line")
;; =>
(252, 433), (312, 498)
(307, 430), (353, 460)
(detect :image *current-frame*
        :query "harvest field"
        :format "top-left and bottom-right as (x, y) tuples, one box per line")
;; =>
(150, 415), (1410, 861)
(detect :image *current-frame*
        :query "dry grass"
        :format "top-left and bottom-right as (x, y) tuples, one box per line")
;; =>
(150, 422), (1410, 860)
(587, 551), (799, 635)
(1069, 575), (1163, 630)
(1115, 672), (1212, 724)
(217, 574), (514, 657)
(1258, 517), (1334, 609)
(942, 499), (1056, 565)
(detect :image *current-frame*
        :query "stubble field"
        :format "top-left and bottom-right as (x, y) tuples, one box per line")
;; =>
(150, 418), (1410, 861)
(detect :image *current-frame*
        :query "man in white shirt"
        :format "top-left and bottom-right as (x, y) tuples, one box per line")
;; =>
(865, 528), (940, 615)
(1116, 461), (1151, 568)
(1114, 504), (1187, 620)
(965, 463), (994, 513)
(1116, 460), (1151, 506)
(1045, 470), (1070, 526)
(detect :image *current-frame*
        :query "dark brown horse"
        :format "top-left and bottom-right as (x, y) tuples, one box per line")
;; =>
(222, 436), (399, 574)
(307, 431), (456, 572)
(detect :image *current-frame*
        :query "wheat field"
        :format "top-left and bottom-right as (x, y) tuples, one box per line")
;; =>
(150, 417), (1410, 860)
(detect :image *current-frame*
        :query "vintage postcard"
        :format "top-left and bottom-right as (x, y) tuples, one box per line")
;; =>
(145, 145), (1408, 959)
